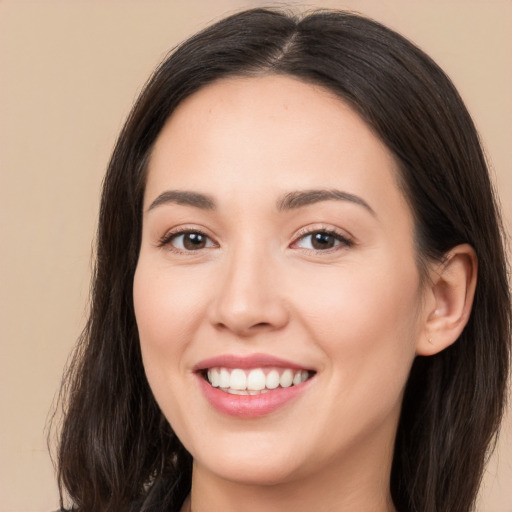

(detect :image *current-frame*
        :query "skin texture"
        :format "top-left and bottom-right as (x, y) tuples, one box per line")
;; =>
(133, 76), (477, 512)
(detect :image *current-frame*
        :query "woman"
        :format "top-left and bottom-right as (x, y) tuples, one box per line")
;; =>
(54, 8), (510, 512)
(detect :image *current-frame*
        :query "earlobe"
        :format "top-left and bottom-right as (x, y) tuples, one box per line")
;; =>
(417, 244), (478, 356)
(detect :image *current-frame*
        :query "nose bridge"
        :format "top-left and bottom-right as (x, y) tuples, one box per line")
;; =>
(210, 235), (288, 335)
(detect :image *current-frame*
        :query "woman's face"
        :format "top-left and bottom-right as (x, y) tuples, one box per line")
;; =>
(134, 76), (428, 487)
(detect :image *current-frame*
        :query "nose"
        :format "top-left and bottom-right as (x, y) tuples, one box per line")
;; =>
(208, 245), (290, 337)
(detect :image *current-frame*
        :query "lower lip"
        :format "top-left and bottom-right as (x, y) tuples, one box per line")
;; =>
(196, 374), (312, 418)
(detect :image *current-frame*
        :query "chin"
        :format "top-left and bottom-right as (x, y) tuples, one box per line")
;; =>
(190, 435), (307, 486)
(200, 457), (300, 486)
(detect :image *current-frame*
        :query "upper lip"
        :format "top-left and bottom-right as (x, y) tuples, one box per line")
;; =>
(193, 353), (313, 372)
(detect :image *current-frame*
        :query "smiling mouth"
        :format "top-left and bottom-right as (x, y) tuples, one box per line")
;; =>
(202, 367), (314, 395)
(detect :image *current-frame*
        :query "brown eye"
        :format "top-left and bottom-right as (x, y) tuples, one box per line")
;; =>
(311, 232), (337, 250)
(169, 232), (215, 251)
(294, 230), (351, 251)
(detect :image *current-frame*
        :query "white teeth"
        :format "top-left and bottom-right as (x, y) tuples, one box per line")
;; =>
(247, 368), (266, 391)
(205, 366), (312, 393)
(219, 368), (230, 388)
(266, 369), (280, 389)
(207, 368), (220, 387)
(279, 369), (293, 388)
(230, 369), (247, 390)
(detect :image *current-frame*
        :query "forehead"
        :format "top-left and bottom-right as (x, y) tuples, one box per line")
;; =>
(150, 75), (385, 169)
(145, 75), (410, 226)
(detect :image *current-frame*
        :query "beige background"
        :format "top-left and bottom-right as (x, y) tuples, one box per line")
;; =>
(0, 1), (510, 511)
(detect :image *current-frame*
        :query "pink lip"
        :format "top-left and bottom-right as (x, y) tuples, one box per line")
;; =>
(193, 353), (311, 371)
(196, 374), (313, 418)
(193, 353), (315, 418)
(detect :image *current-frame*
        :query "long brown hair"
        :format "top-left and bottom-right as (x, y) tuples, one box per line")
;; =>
(54, 9), (511, 512)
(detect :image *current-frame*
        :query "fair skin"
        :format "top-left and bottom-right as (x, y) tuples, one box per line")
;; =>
(133, 75), (476, 512)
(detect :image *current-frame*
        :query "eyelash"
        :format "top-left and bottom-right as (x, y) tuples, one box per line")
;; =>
(157, 228), (216, 253)
(292, 226), (354, 253)
(158, 226), (353, 254)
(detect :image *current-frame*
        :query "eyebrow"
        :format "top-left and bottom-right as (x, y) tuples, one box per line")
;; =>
(147, 190), (216, 212)
(277, 189), (375, 216)
(147, 188), (375, 216)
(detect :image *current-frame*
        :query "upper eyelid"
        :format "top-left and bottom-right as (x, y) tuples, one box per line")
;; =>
(160, 224), (214, 238)
(290, 225), (354, 251)
(292, 224), (353, 241)
(158, 226), (218, 248)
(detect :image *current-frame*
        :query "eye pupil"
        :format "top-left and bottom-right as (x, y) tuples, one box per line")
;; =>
(183, 233), (206, 250)
(312, 232), (335, 250)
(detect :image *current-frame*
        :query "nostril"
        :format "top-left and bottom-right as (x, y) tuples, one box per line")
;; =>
(212, 320), (275, 335)
(253, 322), (272, 329)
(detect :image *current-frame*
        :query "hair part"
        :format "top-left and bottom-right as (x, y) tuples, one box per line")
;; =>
(53, 8), (511, 512)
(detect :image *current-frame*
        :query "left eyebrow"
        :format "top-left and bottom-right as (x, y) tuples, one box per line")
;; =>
(276, 189), (376, 216)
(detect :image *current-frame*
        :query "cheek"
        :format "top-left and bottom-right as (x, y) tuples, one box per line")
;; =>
(296, 264), (422, 458)
(133, 262), (201, 414)
(133, 261), (204, 430)
(295, 257), (422, 385)
(133, 261), (206, 352)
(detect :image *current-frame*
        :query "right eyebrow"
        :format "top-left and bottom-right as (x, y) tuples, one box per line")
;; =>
(146, 190), (216, 212)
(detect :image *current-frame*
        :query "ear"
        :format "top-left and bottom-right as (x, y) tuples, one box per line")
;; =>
(417, 244), (478, 356)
